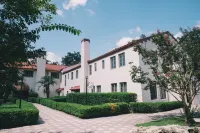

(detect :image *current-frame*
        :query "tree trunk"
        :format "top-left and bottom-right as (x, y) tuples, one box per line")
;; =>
(183, 100), (195, 126)
(46, 85), (50, 98)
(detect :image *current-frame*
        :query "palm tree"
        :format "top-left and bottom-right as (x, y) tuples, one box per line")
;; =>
(37, 76), (57, 98)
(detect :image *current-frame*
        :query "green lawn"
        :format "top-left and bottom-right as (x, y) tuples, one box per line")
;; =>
(136, 116), (200, 127)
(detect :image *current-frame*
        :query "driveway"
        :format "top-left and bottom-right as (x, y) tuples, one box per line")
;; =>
(0, 103), (181, 133)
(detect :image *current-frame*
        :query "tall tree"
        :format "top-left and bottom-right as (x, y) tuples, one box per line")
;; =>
(37, 76), (57, 98)
(130, 28), (200, 126)
(62, 51), (81, 66)
(0, 0), (81, 101)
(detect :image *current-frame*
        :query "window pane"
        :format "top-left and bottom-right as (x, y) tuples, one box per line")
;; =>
(94, 63), (97, 71)
(111, 56), (116, 69)
(51, 72), (59, 79)
(76, 70), (78, 79)
(160, 88), (166, 99)
(119, 53), (125, 67)
(150, 82), (157, 100)
(89, 65), (92, 75)
(24, 71), (33, 77)
(102, 60), (105, 69)
(71, 72), (73, 80)
(65, 75), (66, 86)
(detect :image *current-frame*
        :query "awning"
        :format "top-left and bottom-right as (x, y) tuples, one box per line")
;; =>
(70, 85), (80, 91)
(56, 88), (64, 92)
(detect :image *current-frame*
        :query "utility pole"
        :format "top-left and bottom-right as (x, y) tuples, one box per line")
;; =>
(85, 76), (88, 105)
(19, 71), (24, 109)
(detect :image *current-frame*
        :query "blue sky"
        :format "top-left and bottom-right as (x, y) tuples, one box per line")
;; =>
(35, 0), (200, 63)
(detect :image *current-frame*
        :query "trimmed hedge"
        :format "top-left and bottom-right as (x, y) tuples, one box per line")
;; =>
(129, 101), (183, 113)
(40, 99), (129, 118)
(0, 100), (39, 129)
(50, 96), (66, 102)
(29, 91), (38, 97)
(28, 97), (42, 103)
(66, 92), (137, 105)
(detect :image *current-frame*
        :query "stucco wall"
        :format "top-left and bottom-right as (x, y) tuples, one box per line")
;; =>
(23, 71), (37, 91)
(61, 68), (81, 95)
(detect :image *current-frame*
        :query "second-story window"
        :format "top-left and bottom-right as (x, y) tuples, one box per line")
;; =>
(102, 60), (105, 69)
(24, 70), (33, 77)
(71, 72), (73, 80)
(119, 53), (125, 67)
(89, 65), (92, 75)
(76, 70), (78, 79)
(51, 72), (59, 79)
(65, 75), (66, 86)
(94, 63), (97, 71)
(110, 56), (116, 69)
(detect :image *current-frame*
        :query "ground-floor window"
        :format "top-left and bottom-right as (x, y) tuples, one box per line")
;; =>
(150, 82), (157, 100)
(91, 86), (95, 93)
(97, 85), (101, 92)
(160, 88), (166, 99)
(120, 82), (127, 92)
(111, 83), (117, 92)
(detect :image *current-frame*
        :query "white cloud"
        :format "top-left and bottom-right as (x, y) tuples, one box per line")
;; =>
(47, 52), (62, 63)
(136, 26), (141, 32)
(85, 9), (95, 16)
(135, 36), (140, 40)
(174, 32), (183, 38)
(128, 26), (141, 34)
(56, 9), (64, 17)
(195, 21), (200, 28)
(63, 0), (88, 10)
(116, 37), (133, 47)
(128, 29), (134, 34)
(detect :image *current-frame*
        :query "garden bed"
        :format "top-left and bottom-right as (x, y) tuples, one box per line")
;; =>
(0, 100), (39, 129)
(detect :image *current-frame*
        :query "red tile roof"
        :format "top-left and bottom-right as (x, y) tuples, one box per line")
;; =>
(20, 64), (67, 72)
(62, 63), (81, 74)
(88, 31), (176, 63)
(70, 85), (80, 90)
(61, 31), (176, 73)
(46, 64), (67, 71)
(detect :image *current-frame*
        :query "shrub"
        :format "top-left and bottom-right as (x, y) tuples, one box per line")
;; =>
(40, 99), (129, 118)
(129, 101), (183, 113)
(0, 100), (39, 129)
(28, 97), (41, 103)
(29, 91), (38, 97)
(50, 96), (66, 102)
(66, 92), (137, 105)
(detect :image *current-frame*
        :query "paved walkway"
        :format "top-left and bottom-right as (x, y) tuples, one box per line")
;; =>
(0, 103), (181, 133)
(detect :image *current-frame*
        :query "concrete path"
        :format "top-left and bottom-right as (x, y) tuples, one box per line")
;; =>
(0, 103), (181, 133)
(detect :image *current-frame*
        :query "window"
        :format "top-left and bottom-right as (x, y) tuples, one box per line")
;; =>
(102, 60), (105, 69)
(150, 82), (157, 100)
(65, 75), (66, 86)
(68, 73), (69, 79)
(110, 56), (116, 69)
(76, 70), (78, 79)
(160, 88), (166, 99)
(111, 83), (117, 92)
(24, 70), (33, 77)
(71, 72), (73, 80)
(119, 53), (125, 67)
(89, 65), (92, 75)
(97, 85), (101, 93)
(51, 72), (59, 79)
(120, 82), (127, 92)
(94, 63), (97, 71)
(91, 86), (95, 93)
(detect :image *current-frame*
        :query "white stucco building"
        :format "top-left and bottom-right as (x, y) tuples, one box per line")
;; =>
(19, 54), (67, 98)
(60, 35), (178, 102)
